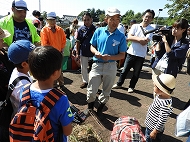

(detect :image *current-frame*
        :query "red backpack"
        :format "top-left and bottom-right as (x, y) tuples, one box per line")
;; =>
(110, 116), (146, 142)
(9, 84), (63, 142)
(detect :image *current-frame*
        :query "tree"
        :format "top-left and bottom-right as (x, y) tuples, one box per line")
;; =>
(165, 0), (190, 20)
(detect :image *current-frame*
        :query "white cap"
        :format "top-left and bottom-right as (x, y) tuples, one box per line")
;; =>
(106, 7), (120, 16)
(12, 0), (28, 11)
(47, 12), (56, 20)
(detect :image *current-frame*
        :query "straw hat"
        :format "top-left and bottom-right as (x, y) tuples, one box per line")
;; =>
(0, 28), (11, 39)
(152, 74), (176, 96)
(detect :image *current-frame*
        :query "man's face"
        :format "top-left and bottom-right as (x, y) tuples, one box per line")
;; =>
(83, 15), (92, 27)
(106, 14), (120, 31)
(12, 8), (26, 22)
(142, 12), (153, 25)
(47, 19), (56, 27)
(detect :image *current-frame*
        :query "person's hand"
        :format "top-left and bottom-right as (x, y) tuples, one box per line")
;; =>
(95, 51), (102, 58)
(150, 129), (158, 139)
(162, 35), (167, 43)
(101, 54), (111, 61)
(139, 38), (149, 46)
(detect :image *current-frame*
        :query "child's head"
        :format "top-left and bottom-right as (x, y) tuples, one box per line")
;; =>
(8, 40), (35, 69)
(152, 74), (176, 96)
(28, 46), (62, 81)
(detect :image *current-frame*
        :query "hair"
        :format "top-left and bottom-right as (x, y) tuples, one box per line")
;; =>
(143, 9), (155, 18)
(172, 18), (189, 43)
(65, 27), (71, 39)
(83, 12), (92, 18)
(28, 46), (62, 81)
(72, 18), (78, 24)
(32, 10), (41, 17)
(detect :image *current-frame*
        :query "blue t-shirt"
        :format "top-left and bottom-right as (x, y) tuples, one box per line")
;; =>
(90, 26), (127, 62)
(20, 86), (73, 142)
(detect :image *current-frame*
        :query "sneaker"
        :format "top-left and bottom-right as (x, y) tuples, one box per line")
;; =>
(112, 84), (122, 89)
(128, 88), (134, 93)
(80, 82), (88, 89)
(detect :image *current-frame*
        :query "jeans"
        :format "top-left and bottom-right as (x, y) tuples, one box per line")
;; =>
(145, 127), (163, 142)
(117, 54), (144, 88)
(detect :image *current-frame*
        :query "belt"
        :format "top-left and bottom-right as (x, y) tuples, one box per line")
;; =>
(93, 61), (109, 63)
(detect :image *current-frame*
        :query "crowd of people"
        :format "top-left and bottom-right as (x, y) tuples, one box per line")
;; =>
(0, 0), (190, 142)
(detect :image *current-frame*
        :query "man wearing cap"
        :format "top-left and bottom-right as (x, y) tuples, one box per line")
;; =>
(40, 12), (66, 90)
(112, 9), (155, 93)
(0, 0), (40, 49)
(84, 8), (127, 116)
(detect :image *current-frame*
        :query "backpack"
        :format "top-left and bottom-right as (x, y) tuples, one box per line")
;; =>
(9, 84), (63, 142)
(0, 76), (31, 142)
(0, 48), (14, 101)
(110, 116), (146, 142)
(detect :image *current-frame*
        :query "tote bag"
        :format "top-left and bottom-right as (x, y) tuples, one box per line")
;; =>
(175, 105), (190, 137)
(155, 53), (168, 72)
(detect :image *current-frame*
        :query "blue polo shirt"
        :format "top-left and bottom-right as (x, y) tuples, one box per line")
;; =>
(77, 25), (96, 57)
(90, 26), (127, 62)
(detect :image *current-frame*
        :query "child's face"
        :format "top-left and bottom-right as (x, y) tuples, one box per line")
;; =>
(153, 82), (161, 94)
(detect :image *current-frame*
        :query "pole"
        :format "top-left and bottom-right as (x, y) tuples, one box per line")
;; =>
(156, 9), (163, 27)
(39, 0), (41, 12)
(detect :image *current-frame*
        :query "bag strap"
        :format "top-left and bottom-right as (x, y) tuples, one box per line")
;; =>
(0, 76), (31, 108)
(80, 25), (95, 45)
(20, 86), (63, 114)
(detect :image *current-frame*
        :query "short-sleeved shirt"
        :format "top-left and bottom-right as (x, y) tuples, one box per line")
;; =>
(40, 25), (66, 52)
(20, 85), (74, 142)
(76, 24), (96, 57)
(127, 23), (154, 58)
(63, 38), (72, 56)
(90, 26), (127, 62)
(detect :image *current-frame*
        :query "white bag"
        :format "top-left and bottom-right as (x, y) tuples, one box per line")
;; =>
(155, 53), (168, 72)
(175, 105), (190, 137)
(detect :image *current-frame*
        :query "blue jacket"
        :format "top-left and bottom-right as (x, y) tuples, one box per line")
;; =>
(152, 40), (189, 77)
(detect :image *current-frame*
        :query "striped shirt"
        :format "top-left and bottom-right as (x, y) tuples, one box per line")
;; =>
(145, 95), (173, 132)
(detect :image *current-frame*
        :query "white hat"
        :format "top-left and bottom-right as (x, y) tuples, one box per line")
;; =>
(47, 12), (56, 20)
(12, 0), (29, 11)
(106, 7), (120, 16)
(0, 28), (11, 39)
(152, 74), (176, 96)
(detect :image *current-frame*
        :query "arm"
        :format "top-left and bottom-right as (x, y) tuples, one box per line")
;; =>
(62, 30), (66, 52)
(90, 45), (125, 61)
(62, 123), (72, 136)
(40, 28), (48, 46)
(162, 35), (171, 53)
(128, 33), (149, 46)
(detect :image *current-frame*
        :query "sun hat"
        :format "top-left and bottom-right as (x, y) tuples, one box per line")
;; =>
(8, 40), (35, 64)
(152, 74), (176, 96)
(106, 7), (120, 16)
(47, 12), (56, 20)
(12, 0), (29, 11)
(0, 28), (11, 39)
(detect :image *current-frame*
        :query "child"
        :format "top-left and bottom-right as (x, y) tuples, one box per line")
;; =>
(145, 74), (176, 142)
(0, 28), (10, 48)
(8, 40), (34, 116)
(62, 27), (72, 71)
(27, 46), (73, 141)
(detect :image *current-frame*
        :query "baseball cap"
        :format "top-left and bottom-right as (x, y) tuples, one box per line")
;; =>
(106, 7), (120, 16)
(130, 19), (137, 23)
(0, 28), (11, 39)
(47, 12), (56, 20)
(12, 0), (29, 11)
(8, 40), (35, 64)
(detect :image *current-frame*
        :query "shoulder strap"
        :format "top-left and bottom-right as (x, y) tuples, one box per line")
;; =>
(40, 88), (63, 113)
(80, 25), (96, 45)
(1, 76), (31, 107)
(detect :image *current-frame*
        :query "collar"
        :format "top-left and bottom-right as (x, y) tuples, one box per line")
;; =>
(104, 26), (120, 35)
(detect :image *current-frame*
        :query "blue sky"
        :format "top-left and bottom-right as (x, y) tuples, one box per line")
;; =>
(0, 0), (171, 18)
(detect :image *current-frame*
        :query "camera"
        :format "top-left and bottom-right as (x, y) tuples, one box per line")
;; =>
(152, 29), (170, 42)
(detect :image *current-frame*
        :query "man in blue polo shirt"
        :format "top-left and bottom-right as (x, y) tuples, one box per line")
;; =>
(84, 7), (127, 116)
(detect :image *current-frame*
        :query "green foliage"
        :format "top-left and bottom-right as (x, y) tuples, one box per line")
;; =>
(165, 0), (190, 20)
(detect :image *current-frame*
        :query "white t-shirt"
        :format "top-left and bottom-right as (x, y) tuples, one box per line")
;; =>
(9, 68), (33, 116)
(127, 23), (154, 58)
